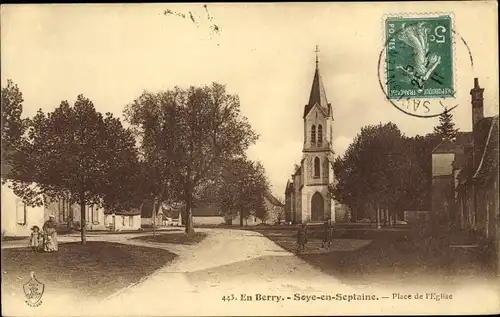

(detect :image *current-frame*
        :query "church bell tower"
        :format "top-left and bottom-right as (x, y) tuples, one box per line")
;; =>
(300, 46), (335, 223)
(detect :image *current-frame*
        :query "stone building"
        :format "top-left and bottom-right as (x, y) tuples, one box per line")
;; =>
(455, 79), (499, 238)
(284, 49), (336, 224)
(431, 78), (499, 274)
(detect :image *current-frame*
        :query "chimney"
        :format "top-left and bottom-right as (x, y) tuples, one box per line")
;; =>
(470, 77), (484, 128)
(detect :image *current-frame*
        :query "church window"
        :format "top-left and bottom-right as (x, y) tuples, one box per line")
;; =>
(318, 125), (323, 145)
(314, 157), (320, 178)
(330, 126), (333, 143)
(311, 125), (316, 144)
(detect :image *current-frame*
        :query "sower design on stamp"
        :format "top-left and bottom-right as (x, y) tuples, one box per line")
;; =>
(385, 15), (454, 99)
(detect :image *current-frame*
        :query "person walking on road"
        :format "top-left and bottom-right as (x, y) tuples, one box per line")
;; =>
(321, 217), (334, 249)
(296, 223), (308, 253)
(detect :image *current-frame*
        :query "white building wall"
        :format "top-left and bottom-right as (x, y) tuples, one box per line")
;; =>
(71, 204), (107, 230)
(432, 153), (455, 177)
(1, 182), (46, 237)
(105, 214), (141, 231)
(192, 216), (225, 225)
(140, 215), (163, 227)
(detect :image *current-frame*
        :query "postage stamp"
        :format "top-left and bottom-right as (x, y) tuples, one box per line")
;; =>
(385, 15), (454, 100)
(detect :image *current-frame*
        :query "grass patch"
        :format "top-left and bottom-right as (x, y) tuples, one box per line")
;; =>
(1, 236), (28, 241)
(1, 242), (177, 299)
(84, 228), (183, 235)
(133, 232), (208, 245)
(258, 229), (497, 286)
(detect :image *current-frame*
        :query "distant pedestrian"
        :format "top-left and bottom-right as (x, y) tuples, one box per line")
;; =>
(321, 218), (334, 249)
(296, 223), (308, 253)
(30, 226), (41, 252)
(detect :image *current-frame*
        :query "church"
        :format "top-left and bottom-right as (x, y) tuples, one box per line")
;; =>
(284, 48), (336, 224)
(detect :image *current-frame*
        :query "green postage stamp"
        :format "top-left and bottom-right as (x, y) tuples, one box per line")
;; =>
(385, 15), (454, 99)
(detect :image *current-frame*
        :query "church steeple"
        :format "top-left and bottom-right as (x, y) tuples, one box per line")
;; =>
(304, 45), (330, 118)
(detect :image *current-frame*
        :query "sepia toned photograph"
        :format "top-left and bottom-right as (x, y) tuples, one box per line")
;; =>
(1, 2), (499, 316)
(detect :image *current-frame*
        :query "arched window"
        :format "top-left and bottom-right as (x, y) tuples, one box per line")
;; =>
(318, 125), (323, 145)
(311, 125), (316, 144)
(314, 157), (320, 178)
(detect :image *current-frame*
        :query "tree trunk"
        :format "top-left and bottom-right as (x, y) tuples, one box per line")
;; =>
(239, 210), (244, 228)
(376, 203), (381, 229)
(152, 199), (157, 238)
(80, 195), (87, 244)
(185, 191), (195, 235)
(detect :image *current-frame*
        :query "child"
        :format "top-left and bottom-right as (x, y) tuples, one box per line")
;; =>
(30, 226), (41, 252)
(296, 223), (308, 253)
(44, 234), (55, 252)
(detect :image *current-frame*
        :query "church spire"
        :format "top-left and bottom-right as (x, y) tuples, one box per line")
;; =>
(315, 45), (319, 68)
(304, 45), (329, 117)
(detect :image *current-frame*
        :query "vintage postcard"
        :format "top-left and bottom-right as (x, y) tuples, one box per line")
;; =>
(1, 2), (499, 316)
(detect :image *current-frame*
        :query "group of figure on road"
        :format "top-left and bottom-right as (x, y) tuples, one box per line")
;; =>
(296, 218), (335, 253)
(29, 215), (59, 253)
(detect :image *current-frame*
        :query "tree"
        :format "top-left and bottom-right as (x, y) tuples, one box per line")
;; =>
(210, 158), (251, 223)
(275, 196), (285, 224)
(433, 109), (459, 140)
(10, 95), (139, 244)
(196, 158), (271, 227)
(398, 133), (441, 212)
(332, 123), (406, 223)
(99, 114), (142, 214)
(1, 79), (27, 170)
(332, 123), (442, 224)
(253, 195), (269, 224)
(125, 83), (258, 234)
(238, 161), (270, 226)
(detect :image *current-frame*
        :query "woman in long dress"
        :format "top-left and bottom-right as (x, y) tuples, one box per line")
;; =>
(42, 215), (58, 252)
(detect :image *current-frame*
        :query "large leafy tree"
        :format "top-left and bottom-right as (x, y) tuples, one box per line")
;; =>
(243, 161), (270, 224)
(125, 83), (258, 234)
(332, 123), (406, 222)
(1, 79), (27, 170)
(99, 114), (142, 214)
(11, 95), (139, 243)
(332, 123), (442, 222)
(398, 133), (441, 211)
(200, 158), (270, 227)
(433, 109), (459, 140)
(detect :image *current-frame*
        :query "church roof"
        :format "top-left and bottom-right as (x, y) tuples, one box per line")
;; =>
(265, 192), (284, 207)
(456, 115), (498, 186)
(303, 61), (331, 118)
(473, 115), (499, 181)
(432, 138), (456, 154)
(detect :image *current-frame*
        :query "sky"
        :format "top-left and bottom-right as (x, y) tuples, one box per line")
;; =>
(1, 2), (498, 198)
